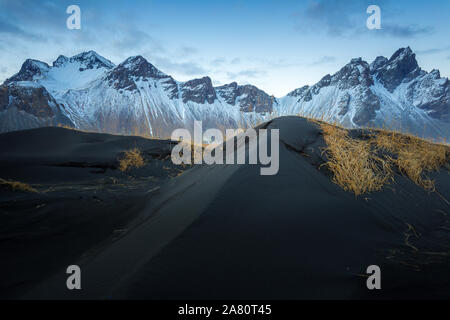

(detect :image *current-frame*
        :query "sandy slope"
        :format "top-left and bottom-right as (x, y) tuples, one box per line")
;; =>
(1, 117), (449, 299)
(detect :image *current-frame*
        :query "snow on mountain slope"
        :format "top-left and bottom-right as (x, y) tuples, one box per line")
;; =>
(5, 51), (115, 99)
(0, 81), (72, 132)
(276, 47), (449, 141)
(58, 56), (269, 137)
(0, 47), (448, 140)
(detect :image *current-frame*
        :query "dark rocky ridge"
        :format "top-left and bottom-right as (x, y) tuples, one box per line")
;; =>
(373, 47), (423, 92)
(286, 47), (448, 125)
(53, 51), (115, 71)
(0, 84), (55, 118)
(105, 56), (171, 91)
(181, 77), (217, 104)
(0, 83), (73, 132)
(5, 60), (50, 84)
(0, 48), (448, 138)
(216, 82), (276, 112)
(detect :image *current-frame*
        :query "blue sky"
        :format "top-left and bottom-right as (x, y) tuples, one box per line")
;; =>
(0, 0), (449, 96)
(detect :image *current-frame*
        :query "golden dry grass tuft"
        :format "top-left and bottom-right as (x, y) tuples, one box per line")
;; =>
(57, 124), (76, 130)
(118, 148), (145, 172)
(373, 130), (449, 191)
(0, 178), (37, 193)
(320, 124), (392, 196)
(319, 122), (449, 195)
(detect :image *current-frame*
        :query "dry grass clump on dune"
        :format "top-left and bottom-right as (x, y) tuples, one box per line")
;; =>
(373, 130), (448, 191)
(57, 124), (76, 130)
(320, 124), (392, 196)
(0, 178), (37, 193)
(319, 123), (449, 195)
(118, 148), (145, 172)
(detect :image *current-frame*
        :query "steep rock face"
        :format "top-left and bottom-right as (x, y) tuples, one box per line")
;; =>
(105, 56), (167, 91)
(58, 56), (252, 138)
(216, 82), (239, 104)
(409, 70), (449, 121)
(181, 77), (216, 104)
(0, 82), (73, 132)
(216, 82), (275, 113)
(370, 48), (449, 122)
(279, 47), (448, 139)
(5, 60), (50, 84)
(373, 47), (422, 92)
(337, 93), (350, 116)
(331, 58), (373, 89)
(0, 83), (54, 117)
(370, 56), (388, 71)
(53, 51), (115, 71)
(235, 85), (275, 113)
(104, 56), (179, 99)
(0, 48), (448, 140)
(5, 51), (115, 101)
(351, 87), (380, 126)
(282, 57), (380, 126)
(287, 85), (310, 98)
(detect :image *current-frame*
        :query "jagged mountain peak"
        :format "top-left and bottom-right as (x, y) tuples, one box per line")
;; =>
(215, 81), (275, 112)
(318, 58), (372, 90)
(390, 46), (414, 60)
(103, 55), (170, 92)
(387, 47), (418, 71)
(121, 55), (159, 72)
(280, 46), (448, 139)
(287, 85), (310, 97)
(1, 47), (448, 140)
(4, 59), (50, 84)
(216, 81), (238, 90)
(52, 50), (115, 71)
(370, 56), (388, 71)
(122, 55), (147, 64)
(53, 55), (69, 67)
(374, 47), (421, 92)
(183, 76), (213, 87)
(181, 76), (216, 104)
(115, 55), (166, 78)
(349, 57), (363, 64)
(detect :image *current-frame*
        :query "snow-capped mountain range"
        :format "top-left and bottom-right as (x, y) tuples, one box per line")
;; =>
(0, 47), (448, 140)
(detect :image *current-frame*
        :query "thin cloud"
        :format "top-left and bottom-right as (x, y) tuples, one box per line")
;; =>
(294, 0), (371, 36)
(309, 56), (336, 66)
(0, 20), (46, 41)
(381, 24), (433, 38)
(176, 46), (198, 57)
(230, 58), (241, 65)
(151, 56), (208, 76)
(112, 29), (166, 56)
(416, 45), (450, 55)
(227, 69), (267, 79)
(211, 58), (226, 66)
(295, 0), (431, 39)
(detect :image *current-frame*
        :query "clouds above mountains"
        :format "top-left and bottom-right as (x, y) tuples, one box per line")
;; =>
(0, 0), (449, 96)
(294, 0), (434, 39)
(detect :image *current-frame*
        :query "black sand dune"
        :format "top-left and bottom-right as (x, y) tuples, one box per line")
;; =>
(1, 117), (449, 299)
(0, 127), (184, 298)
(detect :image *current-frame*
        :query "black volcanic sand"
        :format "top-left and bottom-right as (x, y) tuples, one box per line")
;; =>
(1, 117), (450, 299)
(0, 127), (186, 298)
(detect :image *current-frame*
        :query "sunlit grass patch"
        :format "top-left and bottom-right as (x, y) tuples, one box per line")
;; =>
(373, 130), (449, 191)
(320, 124), (392, 196)
(118, 147), (145, 172)
(319, 122), (449, 195)
(0, 178), (37, 193)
